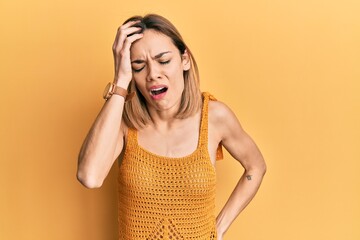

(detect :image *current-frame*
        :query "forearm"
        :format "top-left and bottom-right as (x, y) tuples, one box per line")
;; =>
(216, 168), (265, 237)
(77, 94), (125, 188)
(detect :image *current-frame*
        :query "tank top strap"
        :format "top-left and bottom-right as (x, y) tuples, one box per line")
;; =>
(199, 92), (224, 161)
(198, 92), (210, 149)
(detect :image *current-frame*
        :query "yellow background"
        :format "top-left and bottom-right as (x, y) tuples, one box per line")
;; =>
(1, 0), (359, 239)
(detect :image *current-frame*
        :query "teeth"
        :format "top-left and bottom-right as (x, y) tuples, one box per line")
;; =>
(152, 87), (164, 91)
(150, 87), (167, 96)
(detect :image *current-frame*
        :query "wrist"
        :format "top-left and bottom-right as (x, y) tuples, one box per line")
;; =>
(114, 77), (131, 89)
(103, 82), (128, 101)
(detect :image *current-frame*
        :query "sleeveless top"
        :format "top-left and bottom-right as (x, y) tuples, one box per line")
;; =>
(118, 92), (223, 239)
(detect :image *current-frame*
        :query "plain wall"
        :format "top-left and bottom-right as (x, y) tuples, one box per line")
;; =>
(1, 0), (359, 239)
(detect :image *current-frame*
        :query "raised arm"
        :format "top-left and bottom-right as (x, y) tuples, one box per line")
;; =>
(77, 21), (143, 188)
(209, 101), (266, 239)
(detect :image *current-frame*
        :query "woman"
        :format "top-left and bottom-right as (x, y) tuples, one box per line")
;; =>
(77, 14), (266, 240)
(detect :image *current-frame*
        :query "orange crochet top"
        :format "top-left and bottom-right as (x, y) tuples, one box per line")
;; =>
(118, 92), (223, 239)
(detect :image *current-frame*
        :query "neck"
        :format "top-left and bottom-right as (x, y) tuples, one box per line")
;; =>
(147, 107), (180, 131)
(145, 110), (200, 136)
(145, 97), (183, 129)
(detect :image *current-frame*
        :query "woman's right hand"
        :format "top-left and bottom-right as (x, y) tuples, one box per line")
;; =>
(112, 21), (143, 88)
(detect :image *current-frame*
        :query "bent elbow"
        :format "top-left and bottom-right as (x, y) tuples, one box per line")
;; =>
(76, 171), (103, 189)
(261, 162), (267, 176)
(256, 158), (267, 178)
(247, 160), (267, 177)
(257, 158), (267, 176)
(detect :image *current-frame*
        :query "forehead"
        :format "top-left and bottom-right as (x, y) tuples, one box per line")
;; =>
(130, 29), (178, 58)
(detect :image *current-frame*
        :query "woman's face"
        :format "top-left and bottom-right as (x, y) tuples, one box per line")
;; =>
(130, 29), (190, 114)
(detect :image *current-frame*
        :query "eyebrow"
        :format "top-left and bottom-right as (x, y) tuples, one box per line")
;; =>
(131, 51), (172, 64)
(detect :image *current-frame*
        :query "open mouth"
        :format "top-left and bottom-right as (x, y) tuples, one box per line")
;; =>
(150, 87), (168, 96)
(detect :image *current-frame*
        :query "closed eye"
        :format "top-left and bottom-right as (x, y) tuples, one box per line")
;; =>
(133, 66), (145, 73)
(160, 60), (170, 65)
(133, 60), (170, 73)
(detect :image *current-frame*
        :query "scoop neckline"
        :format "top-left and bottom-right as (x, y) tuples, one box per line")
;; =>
(135, 138), (202, 161)
(134, 110), (204, 161)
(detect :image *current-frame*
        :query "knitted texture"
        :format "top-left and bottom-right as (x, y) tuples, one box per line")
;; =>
(118, 92), (218, 239)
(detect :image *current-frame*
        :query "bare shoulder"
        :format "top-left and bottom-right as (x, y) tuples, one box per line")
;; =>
(208, 100), (239, 127)
(208, 100), (245, 142)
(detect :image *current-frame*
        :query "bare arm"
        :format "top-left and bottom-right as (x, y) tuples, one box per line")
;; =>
(210, 102), (266, 239)
(77, 21), (143, 188)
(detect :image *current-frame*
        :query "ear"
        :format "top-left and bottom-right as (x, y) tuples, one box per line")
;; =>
(182, 50), (191, 71)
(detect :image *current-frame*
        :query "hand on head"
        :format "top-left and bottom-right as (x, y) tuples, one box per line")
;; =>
(112, 21), (144, 88)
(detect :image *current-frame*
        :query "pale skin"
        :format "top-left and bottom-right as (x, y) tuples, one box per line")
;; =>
(77, 20), (266, 239)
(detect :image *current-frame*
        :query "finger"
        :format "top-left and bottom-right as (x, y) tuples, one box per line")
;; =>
(121, 33), (144, 52)
(112, 30), (121, 51)
(113, 21), (139, 51)
(114, 20), (141, 47)
(113, 27), (142, 53)
(122, 26), (143, 37)
(113, 20), (141, 46)
(119, 20), (141, 31)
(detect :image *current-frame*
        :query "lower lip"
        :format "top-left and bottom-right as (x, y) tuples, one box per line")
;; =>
(150, 90), (167, 100)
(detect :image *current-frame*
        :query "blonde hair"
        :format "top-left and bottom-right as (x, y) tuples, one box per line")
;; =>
(122, 14), (202, 129)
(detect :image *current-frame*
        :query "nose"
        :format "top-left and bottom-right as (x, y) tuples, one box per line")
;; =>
(146, 62), (161, 81)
